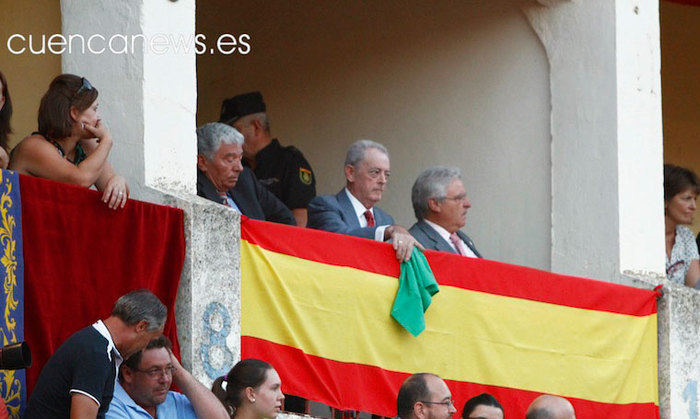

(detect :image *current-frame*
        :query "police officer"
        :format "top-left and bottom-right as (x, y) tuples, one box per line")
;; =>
(219, 92), (316, 227)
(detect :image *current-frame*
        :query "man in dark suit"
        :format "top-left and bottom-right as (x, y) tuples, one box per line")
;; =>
(409, 166), (481, 257)
(196, 123), (295, 225)
(308, 140), (422, 261)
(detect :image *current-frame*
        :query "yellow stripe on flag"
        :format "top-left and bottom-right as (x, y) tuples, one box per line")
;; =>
(241, 241), (658, 405)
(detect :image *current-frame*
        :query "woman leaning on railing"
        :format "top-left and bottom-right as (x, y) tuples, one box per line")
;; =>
(8, 73), (128, 210)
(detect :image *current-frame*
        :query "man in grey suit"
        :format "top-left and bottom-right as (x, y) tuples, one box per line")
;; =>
(409, 166), (482, 257)
(308, 140), (422, 261)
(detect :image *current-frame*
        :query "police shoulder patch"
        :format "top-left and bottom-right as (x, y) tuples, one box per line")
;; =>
(299, 167), (313, 185)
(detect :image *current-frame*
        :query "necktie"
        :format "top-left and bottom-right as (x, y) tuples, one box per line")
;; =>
(364, 210), (375, 227)
(449, 233), (465, 256)
(218, 192), (230, 207)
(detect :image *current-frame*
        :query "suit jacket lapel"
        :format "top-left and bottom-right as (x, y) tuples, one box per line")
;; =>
(419, 221), (457, 254)
(457, 231), (482, 258)
(336, 190), (361, 228)
(197, 169), (220, 202)
(373, 207), (393, 226)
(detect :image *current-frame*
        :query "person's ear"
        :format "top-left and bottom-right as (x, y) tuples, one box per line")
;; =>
(250, 119), (263, 137)
(427, 197), (442, 213)
(135, 320), (149, 334)
(344, 164), (355, 183)
(413, 401), (426, 419)
(197, 155), (209, 171)
(69, 106), (81, 122)
(121, 365), (136, 383)
(244, 386), (256, 403)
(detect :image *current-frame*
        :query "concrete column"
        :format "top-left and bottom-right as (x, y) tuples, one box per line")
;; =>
(523, 2), (699, 418)
(60, 0), (240, 387)
(61, 0), (196, 197)
(522, 0), (665, 283)
(144, 188), (241, 388)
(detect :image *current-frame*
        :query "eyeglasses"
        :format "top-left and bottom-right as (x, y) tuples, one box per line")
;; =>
(136, 365), (175, 379)
(420, 399), (455, 408)
(75, 77), (93, 97)
(441, 194), (468, 202)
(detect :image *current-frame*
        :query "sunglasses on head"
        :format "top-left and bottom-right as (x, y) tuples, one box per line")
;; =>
(75, 77), (93, 96)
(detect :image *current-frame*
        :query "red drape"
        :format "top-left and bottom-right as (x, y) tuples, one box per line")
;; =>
(20, 175), (185, 394)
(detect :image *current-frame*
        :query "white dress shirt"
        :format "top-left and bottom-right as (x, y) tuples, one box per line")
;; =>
(344, 188), (389, 242)
(424, 219), (477, 258)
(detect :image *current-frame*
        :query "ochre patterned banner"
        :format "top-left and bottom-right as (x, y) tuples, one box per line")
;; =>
(240, 218), (659, 418)
(0, 170), (25, 418)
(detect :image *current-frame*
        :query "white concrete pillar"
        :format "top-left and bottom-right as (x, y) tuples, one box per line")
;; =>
(61, 0), (196, 197)
(60, 0), (240, 387)
(523, 2), (700, 418)
(523, 0), (665, 283)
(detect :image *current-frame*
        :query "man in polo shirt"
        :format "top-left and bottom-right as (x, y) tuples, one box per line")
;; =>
(219, 91), (316, 227)
(106, 336), (227, 419)
(26, 289), (167, 418)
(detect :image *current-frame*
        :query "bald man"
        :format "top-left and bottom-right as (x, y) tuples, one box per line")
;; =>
(525, 395), (575, 419)
(396, 373), (456, 419)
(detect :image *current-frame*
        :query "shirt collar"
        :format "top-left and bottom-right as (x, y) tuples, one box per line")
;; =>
(423, 219), (453, 244)
(344, 188), (372, 220)
(113, 380), (140, 409)
(92, 320), (123, 363)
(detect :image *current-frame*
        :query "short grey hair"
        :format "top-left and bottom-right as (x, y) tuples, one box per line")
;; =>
(344, 139), (389, 167)
(111, 289), (167, 332)
(236, 112), (270, 133)
(197, 122), (244, 160)
(411, 166), (462, 220)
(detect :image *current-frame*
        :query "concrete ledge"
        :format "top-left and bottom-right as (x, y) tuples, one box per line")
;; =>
(142, 186), (241, 388)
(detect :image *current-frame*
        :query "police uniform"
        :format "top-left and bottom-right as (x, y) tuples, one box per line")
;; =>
(220, 91), (316, 212)
(244, 139), (316, 209)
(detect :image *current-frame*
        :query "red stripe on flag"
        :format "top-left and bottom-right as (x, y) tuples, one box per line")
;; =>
(242, 336), (658, 418)
(242, 219), (657, 316)
(242, 217), (402, 277)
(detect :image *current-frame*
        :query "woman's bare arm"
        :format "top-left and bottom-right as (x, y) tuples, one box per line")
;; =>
(9, 133), (112, 187)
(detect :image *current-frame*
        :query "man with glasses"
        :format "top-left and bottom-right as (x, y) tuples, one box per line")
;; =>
(308, 139), (422, 262)
(396, 373), (457, 419)
(106, 336), (228, 419)
(409, 166), (482, 258)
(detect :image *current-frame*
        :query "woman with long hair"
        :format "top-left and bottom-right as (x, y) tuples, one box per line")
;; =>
(0, 70), (13, 168)
(664, 164), (700, 288)
(9, 74), (128, 209)
(211, 359), (285, 419)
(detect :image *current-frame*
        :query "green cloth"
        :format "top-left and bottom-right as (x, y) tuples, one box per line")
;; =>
(391, 248), (439, 336)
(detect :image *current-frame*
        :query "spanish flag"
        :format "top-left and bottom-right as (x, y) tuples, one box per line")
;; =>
(241, 218), (659, 418)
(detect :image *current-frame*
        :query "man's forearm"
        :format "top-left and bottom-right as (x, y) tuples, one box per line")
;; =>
(172, 367), (229, 419)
